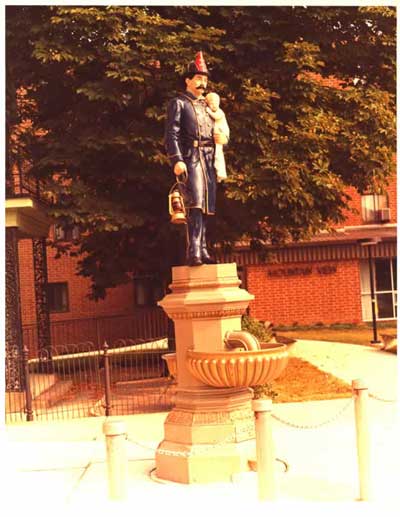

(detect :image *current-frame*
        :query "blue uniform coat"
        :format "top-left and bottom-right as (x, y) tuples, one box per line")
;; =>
(165, 91), (216, 215)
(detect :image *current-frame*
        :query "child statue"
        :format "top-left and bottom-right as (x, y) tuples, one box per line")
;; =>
(205, 92), (230, 183)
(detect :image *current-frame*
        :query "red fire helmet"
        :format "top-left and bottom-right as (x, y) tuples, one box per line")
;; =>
(185, 51), (209, 77)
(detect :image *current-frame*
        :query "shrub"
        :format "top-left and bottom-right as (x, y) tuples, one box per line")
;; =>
(329, 322), (357, 330)
(241, 315), (274, 343)
(252, 383), (278, 400)
(242, 316), (280, 399)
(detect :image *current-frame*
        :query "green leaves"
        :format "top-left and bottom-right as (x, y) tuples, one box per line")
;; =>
(6, 5), (396, 297)
(282, 40), (325, 72)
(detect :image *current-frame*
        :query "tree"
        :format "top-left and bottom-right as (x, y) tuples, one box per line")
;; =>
(6, 5), (396, 298)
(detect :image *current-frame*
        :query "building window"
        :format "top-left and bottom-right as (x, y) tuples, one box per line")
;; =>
(133, 275), (165, 307)
(48, 282), (69, 313)
(54, 224), (80, 241)
(361, 194), (390, 223)
(360, 258), (397, 321)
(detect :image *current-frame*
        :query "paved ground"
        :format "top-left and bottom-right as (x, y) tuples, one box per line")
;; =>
(3, 340), (399, 514)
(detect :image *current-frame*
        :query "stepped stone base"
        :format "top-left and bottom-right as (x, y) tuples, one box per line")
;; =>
(155, 386), (256, 483)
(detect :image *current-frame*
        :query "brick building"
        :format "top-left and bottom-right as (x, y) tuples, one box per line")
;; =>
(18, 237), (135, 326)
(230, 175), (397, 325)
(17, 175), (396, 340)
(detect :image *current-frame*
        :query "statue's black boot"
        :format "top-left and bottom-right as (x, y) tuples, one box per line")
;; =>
(201, 218), (217, 264)
(187, 209), (203, 266)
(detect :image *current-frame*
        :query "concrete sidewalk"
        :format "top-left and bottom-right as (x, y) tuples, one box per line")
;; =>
(4, 340), (399, 512)
(289, 339), (398, 400)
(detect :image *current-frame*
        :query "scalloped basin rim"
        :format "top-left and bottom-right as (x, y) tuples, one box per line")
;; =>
(186, 344), (289, 388)
(187, 343), (288, 358)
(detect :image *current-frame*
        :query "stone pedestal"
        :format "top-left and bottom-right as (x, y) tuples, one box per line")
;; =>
(155, 263), (256, 483)
(158, 263), (254, 389)
(156, 385), (255, 483)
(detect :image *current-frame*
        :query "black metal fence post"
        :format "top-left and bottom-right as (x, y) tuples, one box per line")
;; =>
(23, 346), (34, 421)
(103, 341), (112, 416)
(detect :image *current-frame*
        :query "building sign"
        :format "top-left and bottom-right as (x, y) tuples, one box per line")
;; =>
(316, 265), (337, 275)
(267, 265), (337, 278)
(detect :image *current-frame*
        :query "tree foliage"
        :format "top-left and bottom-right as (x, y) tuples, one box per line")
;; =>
(6, 6), (396, 298)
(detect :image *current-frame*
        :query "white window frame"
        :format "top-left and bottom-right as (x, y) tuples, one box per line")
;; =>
(361, 194), (388, 223)
(54, 224), (80, 241)
(48, 282), (70, 313)
(360, 258), (397, 321)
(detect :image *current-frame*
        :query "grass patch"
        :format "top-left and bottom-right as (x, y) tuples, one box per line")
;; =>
(270, 357), (352, 403)
(277, 325), (397, 347)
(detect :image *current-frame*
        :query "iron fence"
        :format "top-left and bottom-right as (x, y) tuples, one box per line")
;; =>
(22, 310), (170, 358)
(5, 338), (175, 423)
(6, 163), (50, 203)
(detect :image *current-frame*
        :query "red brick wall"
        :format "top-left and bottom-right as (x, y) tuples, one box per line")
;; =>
(18, 239), (135, 325)
(340, 186), (363, 227)
(386, 176), (397, 222)
(339, 175), (397, 228)
(18, 239), (36, 325)
(247, 260), (363, 326)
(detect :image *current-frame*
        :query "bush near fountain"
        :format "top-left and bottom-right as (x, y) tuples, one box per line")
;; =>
(241, 316), (292, 397)
(242, 316), (352, 401)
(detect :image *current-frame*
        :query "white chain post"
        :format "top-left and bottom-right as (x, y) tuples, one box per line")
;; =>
(103, 419), (128, 500)
(252, 398), (276, 501)
(352, 379), (372, 501)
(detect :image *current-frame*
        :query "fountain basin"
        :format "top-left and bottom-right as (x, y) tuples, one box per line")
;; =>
(186, 344), (289, 388)
(162, 353), (177, 380)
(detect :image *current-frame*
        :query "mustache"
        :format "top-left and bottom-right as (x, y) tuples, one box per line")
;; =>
(196, 85), (206, 90)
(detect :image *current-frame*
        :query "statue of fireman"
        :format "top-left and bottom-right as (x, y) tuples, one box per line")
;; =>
(165, 51), (229, 266)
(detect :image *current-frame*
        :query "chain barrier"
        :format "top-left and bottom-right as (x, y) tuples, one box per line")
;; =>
(126, 436), (157, 453)
(271, 398), (354, 429)
(125, 387), (396, 453)
(126, 435), (232, 459)
(271, 389), (397, 429)
(368, 392), (397, 404)
(122, 395), (396, 446)
(126, 434), (289, 471)
(127, 429), (242, 458)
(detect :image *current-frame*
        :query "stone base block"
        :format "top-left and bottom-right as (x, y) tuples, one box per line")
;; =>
(155, 386), (256, 484)
(156, 439), (255, 484)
